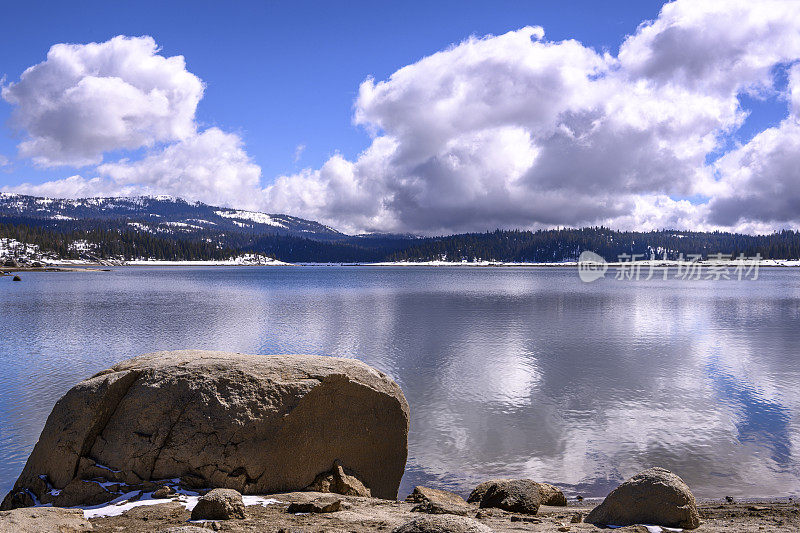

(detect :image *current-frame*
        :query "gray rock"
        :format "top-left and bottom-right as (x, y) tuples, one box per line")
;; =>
(0, 507), (93, 532)
(584, 467), (700, 529)
(2, 350), (409, 509)
(306, 460), (371, 497)
(190, 488), (246, 520)
(287, 497), (342, 513)
(392, 515), (492, 533)
(12, 275), (21, 281)
(468, 479), (540, 515)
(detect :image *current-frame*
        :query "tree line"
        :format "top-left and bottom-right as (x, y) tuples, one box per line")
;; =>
(3, 216), (800, 262)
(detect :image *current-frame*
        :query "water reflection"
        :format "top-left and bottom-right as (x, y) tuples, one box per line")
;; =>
(1, 267), (799, 499)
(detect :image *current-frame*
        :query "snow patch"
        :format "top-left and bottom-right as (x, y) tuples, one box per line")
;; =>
(214, 209), (287, 228)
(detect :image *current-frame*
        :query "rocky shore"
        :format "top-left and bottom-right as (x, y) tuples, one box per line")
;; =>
(1, 351), (797, 532)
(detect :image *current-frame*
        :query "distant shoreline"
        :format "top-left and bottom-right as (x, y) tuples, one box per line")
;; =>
(6, 258), (800, 269)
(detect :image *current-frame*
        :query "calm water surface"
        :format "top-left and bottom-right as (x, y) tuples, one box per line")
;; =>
(1, 266), (799, 499)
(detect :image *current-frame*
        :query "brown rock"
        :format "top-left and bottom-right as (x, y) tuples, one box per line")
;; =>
(392, 515), (492, 533)
(584, 467), (700, 529)
(152, 485), (176, 499)
(468, 479), (540, 515)
(537, 482), (567, 506)
(306, 460), (371, 497)
(0, 507), (93, 532)
(190, 488), (246, 520)
(406, 486), (468, 507)
(407, 486), (471, 516)
(287, 496), (342, 513)
(2, 350), (409, 509)
(52, 479), (117, 507)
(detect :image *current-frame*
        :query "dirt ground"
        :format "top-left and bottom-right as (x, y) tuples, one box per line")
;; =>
(86, 491), (800, 533)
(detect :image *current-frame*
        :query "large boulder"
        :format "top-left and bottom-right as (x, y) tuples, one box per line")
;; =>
(584, 467), (700, 529)
(2, 350), (410, 509)
(467, 479), (540, 514)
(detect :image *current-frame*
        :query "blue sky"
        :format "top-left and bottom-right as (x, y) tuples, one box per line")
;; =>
(2, 1), (799, 234)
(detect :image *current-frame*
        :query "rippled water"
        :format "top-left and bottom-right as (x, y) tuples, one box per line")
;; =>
(1, 266), (799, 499)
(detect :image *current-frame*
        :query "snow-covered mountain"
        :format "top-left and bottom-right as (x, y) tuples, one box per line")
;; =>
(0, 193), (344, 239)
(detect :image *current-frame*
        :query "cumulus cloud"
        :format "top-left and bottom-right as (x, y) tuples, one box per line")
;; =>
(97, 127), (263, 209)
(263, 0), (800, 234)
(2, 35), (203, 167)
(3, 174), (138, 198)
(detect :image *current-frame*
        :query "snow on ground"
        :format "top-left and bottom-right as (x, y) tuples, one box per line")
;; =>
(0, 237), (42, 258)
(126, 254), (290, 266)
(67, 240), (98, 253)
(161, 221), (203, 230)
(214, 209), (287, 228)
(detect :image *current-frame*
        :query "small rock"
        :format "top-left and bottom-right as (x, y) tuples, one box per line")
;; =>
(392, 515), (492, 533)
(537, 483), (567, 506)
(12, 275), (21, 281)
(0, 507), (92, 532)
(306, 460), (372, 497)
(509, 515), (541, 523)
(53, 479), (117, 507)
(557, 527), (571, 532)
(407, 486), (467, 506)
(287, 497), (342, 513)
(725, 495), (734, 503)
(468, 479), (540, 515)
(407, 486), (471, 516)
(575, 495), (583, 501)
(152, 485), (176, 499)
(570, 512), (583, 523)
(190, 488), (246, 520)
(584, 467), (700, 529)
(475, 509), (492, 519)
(412, 501), (470, 516)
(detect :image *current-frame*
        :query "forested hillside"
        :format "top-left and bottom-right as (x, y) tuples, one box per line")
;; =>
(3, 215), (800, 263)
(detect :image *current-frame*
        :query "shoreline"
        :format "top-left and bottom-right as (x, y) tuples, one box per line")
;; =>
(16, 492), (796, 532)
(29, 258), (800, 268)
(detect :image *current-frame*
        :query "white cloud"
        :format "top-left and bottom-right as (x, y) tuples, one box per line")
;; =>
(2, 35), (203, 167)
(5, 129), (263, 209)
(96, 128), (264, 209)
(293, 144), (306, 163)
(0, 155), (9, 167)
(2, 174), (138, 198)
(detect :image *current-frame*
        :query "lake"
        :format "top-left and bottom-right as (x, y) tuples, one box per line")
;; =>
(1, 266), (798, 499)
